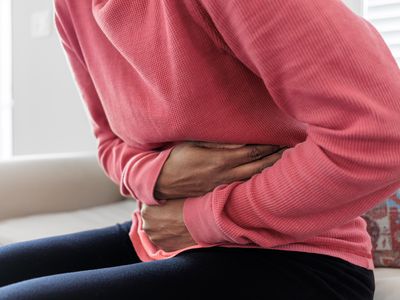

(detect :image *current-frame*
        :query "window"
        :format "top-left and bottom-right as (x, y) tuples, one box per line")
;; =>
(0, 0), (13, 160)
(365, 0), (400, 66)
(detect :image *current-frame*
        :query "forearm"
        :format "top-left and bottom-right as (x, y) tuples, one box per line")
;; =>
(153, 142), (286, 201)
(183, 0), (400, 246)
(184, 147), (400, 246)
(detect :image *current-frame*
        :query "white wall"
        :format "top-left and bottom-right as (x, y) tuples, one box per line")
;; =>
(0, 0), (13, 159)
(11, 0), (96, 156)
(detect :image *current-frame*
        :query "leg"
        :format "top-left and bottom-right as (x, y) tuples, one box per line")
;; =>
(0, 247), (375, 300)
(253, 249), (375, 300)
(0, 220), (139, 287)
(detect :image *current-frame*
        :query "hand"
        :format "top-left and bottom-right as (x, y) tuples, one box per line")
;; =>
(154, 141), (289, 200)
(141, 199), (196, 252)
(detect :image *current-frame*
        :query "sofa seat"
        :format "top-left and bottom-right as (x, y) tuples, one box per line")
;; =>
(373, 268), (400, 300)
(0, 198), (136, 246)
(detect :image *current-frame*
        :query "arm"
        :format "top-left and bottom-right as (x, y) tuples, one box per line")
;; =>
(54, 1), (173, 205)
(183, 0), (400, 246)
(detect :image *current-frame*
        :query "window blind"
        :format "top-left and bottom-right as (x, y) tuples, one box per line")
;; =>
(365, 0), (400, 66)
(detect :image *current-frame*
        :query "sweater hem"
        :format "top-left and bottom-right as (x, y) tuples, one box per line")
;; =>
(128, 211), (374, 270)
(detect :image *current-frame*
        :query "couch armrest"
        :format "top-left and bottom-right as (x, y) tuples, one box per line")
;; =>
(0, 151), (126, 221)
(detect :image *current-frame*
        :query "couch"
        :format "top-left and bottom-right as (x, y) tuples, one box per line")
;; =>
(0, 152), (399, 299)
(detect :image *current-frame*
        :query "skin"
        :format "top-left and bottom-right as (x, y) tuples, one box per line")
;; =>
(141, 141), (289, 252)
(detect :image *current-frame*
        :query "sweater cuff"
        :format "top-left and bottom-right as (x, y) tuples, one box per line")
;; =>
(183, 193), (229, 245)
(123, 146), (175, 205)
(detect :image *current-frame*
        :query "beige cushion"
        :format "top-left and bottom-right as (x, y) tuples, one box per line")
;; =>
(0, 198), (137, 246)
(0, 152), (123, 221)
(373, 268), (400, 300)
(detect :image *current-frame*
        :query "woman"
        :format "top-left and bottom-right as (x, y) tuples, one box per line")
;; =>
(1, 0), (399, 298)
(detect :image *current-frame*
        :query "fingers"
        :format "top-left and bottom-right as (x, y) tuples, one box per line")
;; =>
(225, 147), (288, 182)
(221, 144), (284, 167)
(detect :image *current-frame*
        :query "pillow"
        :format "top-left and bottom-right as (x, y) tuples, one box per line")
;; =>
(362, 189), (400, 268)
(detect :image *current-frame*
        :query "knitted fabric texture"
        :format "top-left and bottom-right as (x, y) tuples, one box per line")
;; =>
(54, 0), (400, 270)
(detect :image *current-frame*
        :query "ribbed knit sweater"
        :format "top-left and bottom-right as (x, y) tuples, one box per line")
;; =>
(54, 0), (400, 270)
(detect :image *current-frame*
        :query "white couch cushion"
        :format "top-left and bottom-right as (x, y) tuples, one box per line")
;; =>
(0, 199), (137, 246)
(373, 268), (400, 300)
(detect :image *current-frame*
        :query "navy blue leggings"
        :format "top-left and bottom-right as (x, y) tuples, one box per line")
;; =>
(0, 220), (374, 299)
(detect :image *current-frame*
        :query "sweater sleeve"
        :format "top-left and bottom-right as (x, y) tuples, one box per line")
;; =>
(183, 0), (400, 246)
(54, 1), (173, 205)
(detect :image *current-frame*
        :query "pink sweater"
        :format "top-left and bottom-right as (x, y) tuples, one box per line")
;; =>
(54, 0), (400, 270)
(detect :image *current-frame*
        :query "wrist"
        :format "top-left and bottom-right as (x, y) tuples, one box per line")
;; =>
(183, 194), (230, 245)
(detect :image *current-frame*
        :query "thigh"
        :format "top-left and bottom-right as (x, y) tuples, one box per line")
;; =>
(0, 247), (375, 300)
(172, 247), (375, 300)
(0, 220), (139, 287)
(250, 249), (375, 300)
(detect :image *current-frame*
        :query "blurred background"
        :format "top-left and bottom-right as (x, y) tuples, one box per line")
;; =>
(0, 0), (97, 160)
(0, 0), (399, 160)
